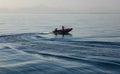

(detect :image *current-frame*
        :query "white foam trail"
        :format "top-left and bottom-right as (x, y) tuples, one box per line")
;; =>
(0, 60), (41, 68)
(0, 43), (45, 68)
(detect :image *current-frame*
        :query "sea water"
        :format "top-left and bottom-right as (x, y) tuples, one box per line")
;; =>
(0, 13), (120, 74)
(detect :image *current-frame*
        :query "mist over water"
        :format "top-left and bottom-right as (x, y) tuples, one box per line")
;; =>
(0, 13), (120, 74)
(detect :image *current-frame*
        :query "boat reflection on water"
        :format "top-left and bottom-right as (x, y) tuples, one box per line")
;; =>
(54, 33), (72, 38)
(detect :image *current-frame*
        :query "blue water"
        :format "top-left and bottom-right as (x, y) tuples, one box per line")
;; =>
(0, 13), (120, 74)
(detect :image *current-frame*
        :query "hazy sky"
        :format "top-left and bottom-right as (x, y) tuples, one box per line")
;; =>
(0, 0), (120, 12)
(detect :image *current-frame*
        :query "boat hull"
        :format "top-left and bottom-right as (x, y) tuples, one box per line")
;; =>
(53, 28), (73, 34)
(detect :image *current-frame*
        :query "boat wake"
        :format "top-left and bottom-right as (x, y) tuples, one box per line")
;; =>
(0, 33), (120, 74)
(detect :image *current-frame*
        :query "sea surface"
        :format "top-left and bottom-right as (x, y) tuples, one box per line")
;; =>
(0, 13), (120, 74)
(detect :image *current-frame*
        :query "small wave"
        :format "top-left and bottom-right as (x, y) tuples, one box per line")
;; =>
(0, 33), (120, 74)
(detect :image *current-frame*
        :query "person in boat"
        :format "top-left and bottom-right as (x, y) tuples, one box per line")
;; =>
(54, 28), (57, 32)
(62, 26), (65, 31)
(53, 26), (66, 33)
